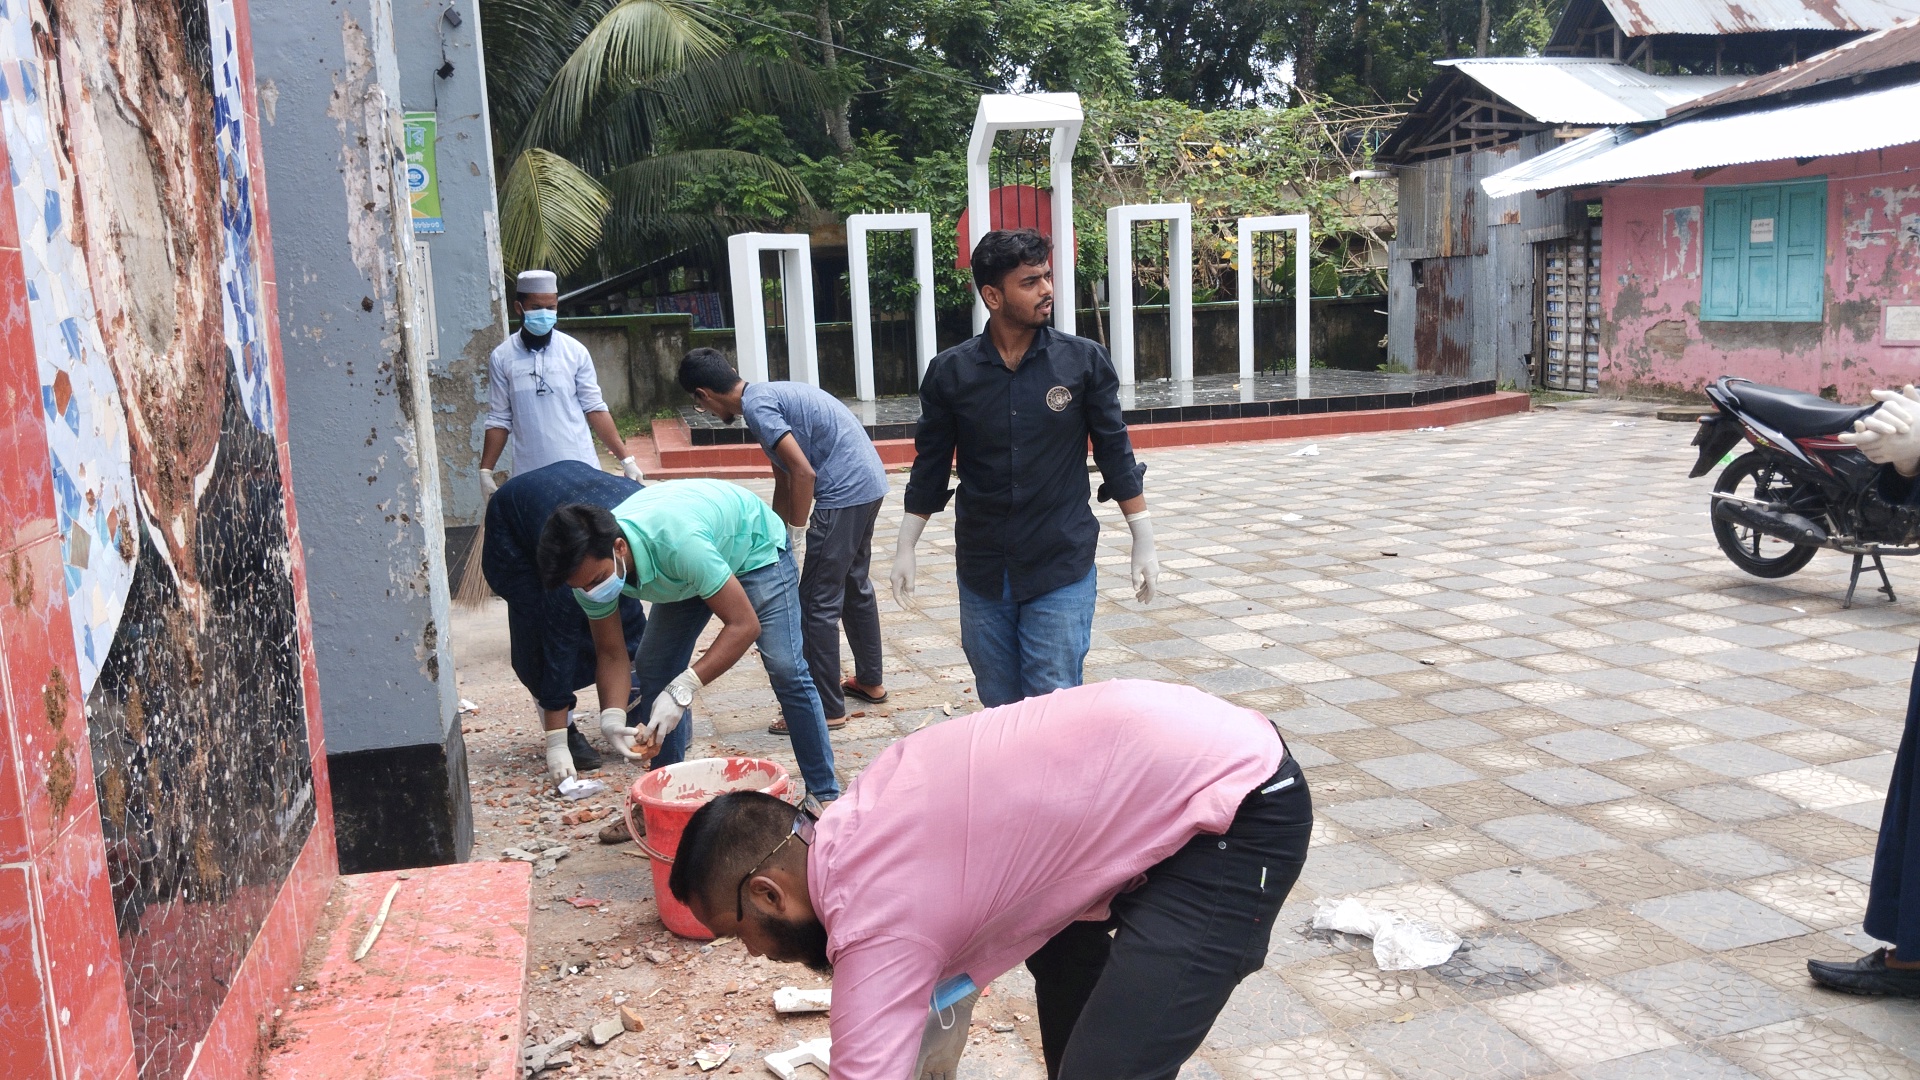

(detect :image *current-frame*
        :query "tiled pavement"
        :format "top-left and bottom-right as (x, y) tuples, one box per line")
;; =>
(687, 401), (1920, 1079)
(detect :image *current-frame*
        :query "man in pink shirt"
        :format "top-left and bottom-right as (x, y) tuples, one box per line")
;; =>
(667, 680), (1312, 1079)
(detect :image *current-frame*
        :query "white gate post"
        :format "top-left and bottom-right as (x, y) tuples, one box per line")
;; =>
(1105, 203), (1194, 385)
(727, 231), (819, 385)
(1236, 215), (1311, 399)
(847, 212), (937, 400)
(966, 93), (1083, 335)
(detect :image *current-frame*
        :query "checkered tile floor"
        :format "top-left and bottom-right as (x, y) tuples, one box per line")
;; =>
(689, 400), (1920, 1079)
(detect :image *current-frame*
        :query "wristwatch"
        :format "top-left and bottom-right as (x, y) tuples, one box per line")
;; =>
(667, 680), (696, 708)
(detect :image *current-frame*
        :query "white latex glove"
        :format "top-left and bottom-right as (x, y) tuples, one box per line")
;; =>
(480, 467), (500, 496)
(1125, 509), (1159, 605)
(912, 989), (978, 1080)
(544, 727), (576, 784)
(788, 524), (807, 554)
(889, 515), (929, 612)
(645, 668), (702, 744)
(1839, 386), (1920, 476)
(621, 455), (644, 482)
(599, 706), (646, 762)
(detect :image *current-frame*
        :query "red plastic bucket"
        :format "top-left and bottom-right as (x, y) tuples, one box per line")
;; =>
(627, 758), (791, 939)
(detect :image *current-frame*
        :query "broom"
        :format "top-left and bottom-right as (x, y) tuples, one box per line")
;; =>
(454, 497), (495, 608)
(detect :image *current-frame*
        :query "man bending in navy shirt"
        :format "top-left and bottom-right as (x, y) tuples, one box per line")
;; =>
(890, 228), (1158, 707)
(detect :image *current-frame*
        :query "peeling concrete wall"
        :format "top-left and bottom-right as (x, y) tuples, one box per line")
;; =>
(1601, 145), (1920, 401)
(250, 0), (470, 870)
(393, 0), (503, 531)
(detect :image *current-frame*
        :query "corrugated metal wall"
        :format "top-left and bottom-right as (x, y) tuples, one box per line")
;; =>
(1387, 134), (1585, 387)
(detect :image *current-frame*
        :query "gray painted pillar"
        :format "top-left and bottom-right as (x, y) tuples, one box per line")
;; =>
(250, 0), (471, 871)
(391, 0), (507, 533)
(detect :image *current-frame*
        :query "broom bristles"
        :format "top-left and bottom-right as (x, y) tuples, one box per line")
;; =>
(454, 519), (494, 608)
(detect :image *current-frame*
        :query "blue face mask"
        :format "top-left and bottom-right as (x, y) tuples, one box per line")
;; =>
(574, 554), (626, 606)
(522, 307), (557, 335)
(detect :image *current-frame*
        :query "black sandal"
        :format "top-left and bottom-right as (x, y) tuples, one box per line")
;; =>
(843, 681), (889, 705)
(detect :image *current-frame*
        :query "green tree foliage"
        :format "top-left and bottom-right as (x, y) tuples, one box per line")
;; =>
(1275, 0), (1563, 106)
(480, 0), (825, 274)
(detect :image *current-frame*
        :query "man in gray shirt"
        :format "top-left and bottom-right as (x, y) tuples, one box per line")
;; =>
(678, 349), (891, 729)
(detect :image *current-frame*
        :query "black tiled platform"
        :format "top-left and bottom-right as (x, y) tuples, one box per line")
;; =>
(683, 370), (1493, 445)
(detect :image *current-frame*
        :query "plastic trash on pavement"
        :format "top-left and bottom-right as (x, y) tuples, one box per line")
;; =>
(1311, 896), (1462, 970)
(557, 776), (608, 800)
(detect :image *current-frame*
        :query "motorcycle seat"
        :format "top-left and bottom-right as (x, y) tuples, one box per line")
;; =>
(1722, 378), (1874, 438)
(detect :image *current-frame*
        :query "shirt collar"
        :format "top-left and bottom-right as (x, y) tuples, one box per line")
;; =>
(972, 324), (1053, 367)
(614, 516), (657, 591)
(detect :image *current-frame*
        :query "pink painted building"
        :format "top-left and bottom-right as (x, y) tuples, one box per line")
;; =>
(1597, 144), (1920, 400)
(1484, 19), (1920, 400)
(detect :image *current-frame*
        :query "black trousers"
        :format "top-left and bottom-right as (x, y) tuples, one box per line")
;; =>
(799, 497), (885, 718)
(1025, 754), (1313, 1079)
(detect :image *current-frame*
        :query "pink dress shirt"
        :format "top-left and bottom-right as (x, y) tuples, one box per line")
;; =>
(807, 680), (1287, 1078)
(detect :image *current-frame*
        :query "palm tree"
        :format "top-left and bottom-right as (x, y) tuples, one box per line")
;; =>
(481, 0), (825, 275)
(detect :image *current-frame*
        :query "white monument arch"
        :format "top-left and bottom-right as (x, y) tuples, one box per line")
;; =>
(727, 231), (819, 386)
(966, 93), (1083, 334)
(1106, 203), (1194, 385)
(846, 212), (937, 401)
(1237, 214), (1311, 399)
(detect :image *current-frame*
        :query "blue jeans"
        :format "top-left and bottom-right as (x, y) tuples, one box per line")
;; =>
(957, 566), (1096, 708)
(635, 546), (840, 801)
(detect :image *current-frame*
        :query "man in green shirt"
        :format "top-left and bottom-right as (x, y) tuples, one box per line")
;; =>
(537, 480), (840, 801)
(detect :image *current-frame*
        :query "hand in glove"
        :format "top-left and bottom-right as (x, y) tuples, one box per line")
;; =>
(621, 455), (645, 482)
(788, 524), (807, 555)
(1839, 386), (1920, 477)
(1125, 510), (1159, 604)
(480, 467), (501, 496)
(645, 668), (703, 746)
(599, 706), (647, 762)
(889, 515), (929, 613)
(544, 727), (576, 783)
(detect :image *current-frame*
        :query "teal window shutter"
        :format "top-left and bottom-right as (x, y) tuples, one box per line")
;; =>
(1781, 181), (1826, 318)
(1703, 189), (1742, 319)
(1701, 179), (1825, 322)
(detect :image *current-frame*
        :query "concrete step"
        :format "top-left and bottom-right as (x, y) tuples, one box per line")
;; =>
(263, 862), (532, 1080)
(644, 392), (1532, 479)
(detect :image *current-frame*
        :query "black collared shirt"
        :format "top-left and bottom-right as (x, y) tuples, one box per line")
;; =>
(905, 326), (1146, 602)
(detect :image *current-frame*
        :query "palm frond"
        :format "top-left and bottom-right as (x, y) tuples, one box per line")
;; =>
(521, 0), (727, 152)
(499, 148), (611, 274)
(478, 0), (584, 137)
(559, 54), (829, 175)
(602, 149), (813, 221)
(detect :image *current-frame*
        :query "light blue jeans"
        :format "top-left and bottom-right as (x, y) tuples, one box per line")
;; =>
(635, 546), (840, 800)
(957, 566), (1097, 708)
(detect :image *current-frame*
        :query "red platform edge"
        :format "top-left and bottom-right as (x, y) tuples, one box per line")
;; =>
(639, 391), (1532, 479)
(263, 862), (533, 1080)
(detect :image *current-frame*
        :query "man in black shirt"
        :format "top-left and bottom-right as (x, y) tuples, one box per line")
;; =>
(890, 228), (1158, 707)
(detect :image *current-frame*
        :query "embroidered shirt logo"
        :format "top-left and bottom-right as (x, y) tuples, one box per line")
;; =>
(1045, 385), (1072, 412)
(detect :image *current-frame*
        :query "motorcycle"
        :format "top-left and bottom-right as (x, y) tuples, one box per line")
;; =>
(1690, 376), (1920, 608)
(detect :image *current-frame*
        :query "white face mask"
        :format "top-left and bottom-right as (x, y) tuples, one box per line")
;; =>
(575, 553), (626, 605)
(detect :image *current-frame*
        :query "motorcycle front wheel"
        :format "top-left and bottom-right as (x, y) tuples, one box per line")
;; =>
(1711, 452), (1821, 578)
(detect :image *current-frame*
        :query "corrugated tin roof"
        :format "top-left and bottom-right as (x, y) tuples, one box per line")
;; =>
(1480, 78), (1920, 196)
(1597, 0), (1920, 36)
(1438, 58), (1743, 123)
(1673, 16), (1920, 112)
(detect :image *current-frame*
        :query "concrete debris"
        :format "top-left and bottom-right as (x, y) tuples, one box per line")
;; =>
(772, 986), (832, 1013)
(1289, 444), (1320, 457)
(521, 1030), (583, 1075)
(765, 1038), (831, 1080)
(589, 1018), (625, 1046)
(500, 847), (540, 863)
(645, 949), (670, 964)
(619, 1004), (646, 1032)
(991, 1022), (1014, 1032)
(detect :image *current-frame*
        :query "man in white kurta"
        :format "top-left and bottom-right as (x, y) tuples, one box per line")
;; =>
(480, 269), (642, 495)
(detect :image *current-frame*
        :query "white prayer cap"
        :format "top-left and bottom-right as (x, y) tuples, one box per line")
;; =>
(516, 269), (558, 293)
